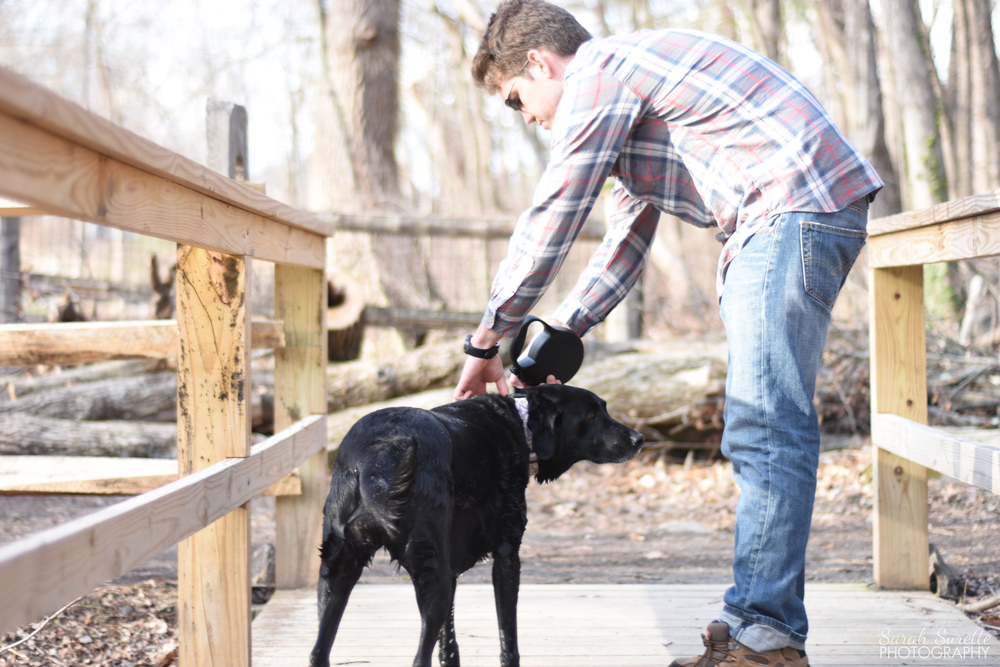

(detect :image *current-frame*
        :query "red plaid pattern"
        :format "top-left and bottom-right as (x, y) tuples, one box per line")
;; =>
(485, 29), (882, 336)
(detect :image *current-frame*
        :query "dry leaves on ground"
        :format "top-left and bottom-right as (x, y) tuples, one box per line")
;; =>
(0, 579), (177, 667)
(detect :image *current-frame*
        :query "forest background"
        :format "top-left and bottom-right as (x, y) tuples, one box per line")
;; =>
(2, 0), (1000, 347)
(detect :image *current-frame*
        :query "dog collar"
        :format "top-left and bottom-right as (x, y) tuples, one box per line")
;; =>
(513, 396), (536, 461)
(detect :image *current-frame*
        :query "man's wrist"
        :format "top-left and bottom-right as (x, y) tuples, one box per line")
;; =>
(464, 334), (500, 359)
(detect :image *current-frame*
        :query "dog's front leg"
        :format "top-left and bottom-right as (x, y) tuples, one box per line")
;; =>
(491, 543), (521, 667)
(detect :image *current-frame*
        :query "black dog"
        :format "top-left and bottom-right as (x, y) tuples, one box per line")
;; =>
(310, 384), (643, 667)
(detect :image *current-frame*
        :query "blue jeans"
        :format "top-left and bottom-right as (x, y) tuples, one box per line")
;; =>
(717, 199), (869, 652)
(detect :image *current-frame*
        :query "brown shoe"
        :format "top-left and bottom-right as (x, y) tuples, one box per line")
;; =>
(669, 621), (809, 667)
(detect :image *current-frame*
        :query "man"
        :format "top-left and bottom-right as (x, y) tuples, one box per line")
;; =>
(454, 1), (881, 665)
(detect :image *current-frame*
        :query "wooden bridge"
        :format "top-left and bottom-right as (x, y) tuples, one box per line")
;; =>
(253, 583), (999, 666)
(1, 63), (999, 666)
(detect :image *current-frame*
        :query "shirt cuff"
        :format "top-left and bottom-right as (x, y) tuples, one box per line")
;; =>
(553, 299), (599, 337)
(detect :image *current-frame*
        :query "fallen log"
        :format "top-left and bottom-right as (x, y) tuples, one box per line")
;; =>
(325, 339), (468, 412)
(0, 372), (178, 421)
(0, 370), (272, 430)
(326, 387), (454, 446)
(0, 413), (176, 457)
(324, 341), (729, 452)
(572, 345), (727, 449)
(0, 359), (170, 401)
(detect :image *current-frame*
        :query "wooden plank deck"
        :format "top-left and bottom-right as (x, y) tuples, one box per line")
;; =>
(253, 583), (1000, 666)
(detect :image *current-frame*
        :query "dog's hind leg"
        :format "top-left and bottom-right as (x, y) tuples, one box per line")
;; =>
(436, 576), (460, 667)
(407, 543), (455, 667)
(309, 536), (369, 667)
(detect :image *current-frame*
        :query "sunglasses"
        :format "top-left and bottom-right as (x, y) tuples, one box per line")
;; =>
(504, 59), (530, 112)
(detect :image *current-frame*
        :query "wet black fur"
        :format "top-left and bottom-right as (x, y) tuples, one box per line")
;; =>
(310, 384), (644, 667)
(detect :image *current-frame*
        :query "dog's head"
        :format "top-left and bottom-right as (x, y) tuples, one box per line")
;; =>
(521, 384), (644, 483)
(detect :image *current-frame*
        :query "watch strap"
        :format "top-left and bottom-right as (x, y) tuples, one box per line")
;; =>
(464, 334), (500, 359)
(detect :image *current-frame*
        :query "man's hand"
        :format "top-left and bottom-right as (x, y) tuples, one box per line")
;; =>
(454, 354), (509, 400)
(510, 373), (561, 390)
(454, 326), (507, 400)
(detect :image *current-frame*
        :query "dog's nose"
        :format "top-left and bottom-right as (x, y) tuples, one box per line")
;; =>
(630, 430), (644, 449)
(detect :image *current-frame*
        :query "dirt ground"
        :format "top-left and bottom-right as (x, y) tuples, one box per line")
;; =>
(1, 445), (999, 666)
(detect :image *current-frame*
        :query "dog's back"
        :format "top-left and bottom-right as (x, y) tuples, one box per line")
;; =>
(312, 387), (643, 667)
(323, 398), (529, 560)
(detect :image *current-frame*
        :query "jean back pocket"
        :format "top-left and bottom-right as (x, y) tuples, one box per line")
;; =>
(801, 220), (867, 310)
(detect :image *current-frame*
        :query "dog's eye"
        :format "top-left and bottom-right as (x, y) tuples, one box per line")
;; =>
(586, 411), (596, 420)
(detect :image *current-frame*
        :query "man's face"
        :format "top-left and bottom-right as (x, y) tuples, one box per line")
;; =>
(498, 57), (565, 130)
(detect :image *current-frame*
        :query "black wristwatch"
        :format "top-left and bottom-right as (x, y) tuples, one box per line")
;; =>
(464, 334), (500, 359)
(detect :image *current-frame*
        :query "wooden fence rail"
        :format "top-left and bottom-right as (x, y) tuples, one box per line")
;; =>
(868, 189), (1000, 589)
(0, 66), (329, 666)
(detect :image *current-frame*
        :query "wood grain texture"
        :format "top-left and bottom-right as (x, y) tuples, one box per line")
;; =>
(0, 67), (332, 237)
(0, 319), (285, 366)
(273, 264), (328, 588)
(868, 209), (1000, 268)
(871, 414), (1000, 494)
(254, 584), (1000, 666)
(0, 455), (302, 496)
(0, 111), (325, 269)
(868, 188), (1000, 236)
(176, 246), (251, 666)
(0, 415), (325, 637)
(869, 265), (929, 590)
(0, 194), (43, 216)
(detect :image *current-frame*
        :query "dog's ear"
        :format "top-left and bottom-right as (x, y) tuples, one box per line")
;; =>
(526, 386), (561, 460)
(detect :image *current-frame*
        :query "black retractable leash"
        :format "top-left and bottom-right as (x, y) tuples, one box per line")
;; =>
(509, 315), (584, 386)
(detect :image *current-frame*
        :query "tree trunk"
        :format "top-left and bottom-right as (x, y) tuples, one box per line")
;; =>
(815, 0), (901, 217)
(326, 339), (467, 412)
(0, 359), (169, 400)
(324, 348), (729, 449)
(0, 412), (176, 457)
(0, 372), (178, 421)
(314, 0), (436, 349)
(748, 0), (784, 66)
(947, 0), (973, 199)
(881, 0), (948, 209)
(967, 0), (1000, 193)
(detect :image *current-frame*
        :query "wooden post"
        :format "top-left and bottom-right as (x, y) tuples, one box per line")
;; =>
(206, 100), (249, 181)
(174, 100), (253, 666)
(869, 265), (929, 589)
(176, 246), (252, 665)
(274, 264), (329, 587)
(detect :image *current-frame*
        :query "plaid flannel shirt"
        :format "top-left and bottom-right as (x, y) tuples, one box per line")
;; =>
(484, 29), (883, 337)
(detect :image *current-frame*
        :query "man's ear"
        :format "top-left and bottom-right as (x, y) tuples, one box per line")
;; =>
(527, 48), (566, 81)
(527, 387), (561, 460)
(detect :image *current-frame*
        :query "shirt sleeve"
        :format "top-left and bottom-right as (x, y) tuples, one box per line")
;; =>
(553, 181), (659, 335)
(483, 67), (646, 337)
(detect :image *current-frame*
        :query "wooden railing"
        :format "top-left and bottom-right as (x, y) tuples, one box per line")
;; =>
(868, 190), (1000, 589)
(0, 66), (330, 666)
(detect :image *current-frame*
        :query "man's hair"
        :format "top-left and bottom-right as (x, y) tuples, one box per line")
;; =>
(471, 0), (592, 91)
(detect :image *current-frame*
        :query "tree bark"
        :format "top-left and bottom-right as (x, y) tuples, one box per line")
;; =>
(967, 0), (1000, 193)
(0, 359), (169, 401)
(815, 0), (901, 217)
(748, 0), (784, 65)
(947, 0), (973, 199)
(325, 339), (467, 412)
(0, 412), (175, 457)
(0, 372), (178, 421)
(881, 0), (948, 209)
(314, 0), (436, 348)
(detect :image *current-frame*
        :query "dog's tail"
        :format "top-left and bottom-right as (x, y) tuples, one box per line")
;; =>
(371, 438), (417, 541)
